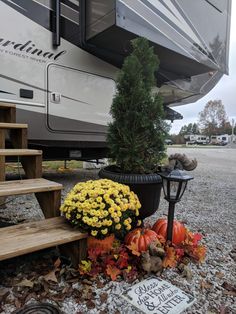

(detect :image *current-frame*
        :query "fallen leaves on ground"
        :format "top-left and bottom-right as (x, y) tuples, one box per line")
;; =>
(222, 281), (236, 296)
(100, 292), (108, 304)
(200, 280), (213, 290)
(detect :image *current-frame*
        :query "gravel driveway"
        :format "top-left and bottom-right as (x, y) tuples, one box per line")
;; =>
(0, 147), (235, 313)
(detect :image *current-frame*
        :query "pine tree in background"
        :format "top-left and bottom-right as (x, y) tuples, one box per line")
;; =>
(107, 37), (169, 173)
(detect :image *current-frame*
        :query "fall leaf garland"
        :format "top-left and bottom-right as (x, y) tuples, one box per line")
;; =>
(79, 228), (206, 282)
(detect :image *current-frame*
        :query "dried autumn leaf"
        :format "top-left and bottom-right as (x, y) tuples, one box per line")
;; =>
(14, 298), (22, 309)
(200, 280), (213, 290)
(54, 257), (61, 269)
(16, 279), (34, 288)
(162, 247), (177, 268)
(216, 271), (225, 279)
(100, 292), (108, 304)
(86, 300), (96, 309)
(222, 281), (236, 293)
(0, 288), (10, 303)
(106, 265), (121, 281)
(192, 245), (206, 262)
(126, 243), (140, 256)
(43, 270), (58, 283)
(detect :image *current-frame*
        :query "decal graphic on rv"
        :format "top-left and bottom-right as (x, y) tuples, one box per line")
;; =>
(0, 38), (66, 61)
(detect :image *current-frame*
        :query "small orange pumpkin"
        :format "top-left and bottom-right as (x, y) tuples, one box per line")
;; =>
(152, 218), (186, 245)
(125, 228), (159, 252)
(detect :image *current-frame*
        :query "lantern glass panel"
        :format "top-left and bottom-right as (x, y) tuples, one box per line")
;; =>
(169, 180), (180, 201)
(162, 178), (168, 198)
(179, 181), (187, 200)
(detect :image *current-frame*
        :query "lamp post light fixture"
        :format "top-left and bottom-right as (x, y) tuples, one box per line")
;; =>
(160, 169), (193, 243)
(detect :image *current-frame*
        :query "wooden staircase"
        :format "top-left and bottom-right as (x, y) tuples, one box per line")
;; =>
(0, 103), (87, 266)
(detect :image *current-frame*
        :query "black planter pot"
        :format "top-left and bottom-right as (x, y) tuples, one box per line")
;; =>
(98, 165), (162, 219)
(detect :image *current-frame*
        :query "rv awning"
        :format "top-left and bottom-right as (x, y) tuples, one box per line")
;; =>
(83, 0), (231, 106)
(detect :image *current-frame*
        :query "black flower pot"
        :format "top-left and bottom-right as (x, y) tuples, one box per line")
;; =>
(98, 165), (162, 219)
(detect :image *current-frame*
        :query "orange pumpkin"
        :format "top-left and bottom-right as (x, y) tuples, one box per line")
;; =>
(125, 228), (159, 252)
(152, 218), (186, 245)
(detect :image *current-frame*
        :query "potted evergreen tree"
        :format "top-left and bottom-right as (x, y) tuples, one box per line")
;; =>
(99, 37), (169, 219)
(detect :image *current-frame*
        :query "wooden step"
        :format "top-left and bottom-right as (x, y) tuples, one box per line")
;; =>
(0, 178), (62, 218)
(0, 217), (87, 266)
(0, 178), (62, 197)
(0, 149), (41, 156)
(0, 123), (28, 149)
(0, 103), (16, 123)
(0, 122), (28, 129)
(0, 103), (16, 109)
(0, 149), (42, 180)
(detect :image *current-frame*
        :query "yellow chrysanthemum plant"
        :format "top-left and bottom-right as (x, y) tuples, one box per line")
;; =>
(60, 179), (142, 239)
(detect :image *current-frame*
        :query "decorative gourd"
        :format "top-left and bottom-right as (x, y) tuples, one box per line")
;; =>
(125, 228), (159, 252)
(152, 218), (186, 245)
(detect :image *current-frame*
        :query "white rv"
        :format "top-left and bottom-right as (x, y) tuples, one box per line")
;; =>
(0, 0), (231, 160)
(211, 134), (230, 145)
(184, 134), (209, 145)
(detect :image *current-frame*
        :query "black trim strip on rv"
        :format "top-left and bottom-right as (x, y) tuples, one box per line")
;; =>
(2, 0), (80, 46)
(204, 0), (223, 13)
(0, 73), (91, 106)
(0, 90), (15, 95)
(53, 0), (61, 46)
(61, 0), (79, 12)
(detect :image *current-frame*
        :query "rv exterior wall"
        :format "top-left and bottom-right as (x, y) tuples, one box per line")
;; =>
(0, 0), (117, 150)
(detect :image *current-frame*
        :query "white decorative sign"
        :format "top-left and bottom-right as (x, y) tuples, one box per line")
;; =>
(121, 276), (195, 314)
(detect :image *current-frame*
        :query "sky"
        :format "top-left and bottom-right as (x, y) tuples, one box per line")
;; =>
(170, 1), (236, 134)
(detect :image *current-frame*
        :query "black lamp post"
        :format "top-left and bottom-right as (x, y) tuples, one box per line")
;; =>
(160, 169), (193, 243)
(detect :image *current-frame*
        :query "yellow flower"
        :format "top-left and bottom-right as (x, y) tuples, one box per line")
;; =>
(95, 222), (102, 228)
(107, 220), (113, 226)
(115, 224), (121, 230)
(126, 224), (131, 231)
(92, 217), (98, 223)
(124, 219), (129, 226)
(100, 203), (106, 210)
(108, 207), (115, 214)
(91, 230), (98, 236)
(101, 228), (108, 235)
(65, 213), (71, 219)
(90, 209), (96, 216)
(92, 202), (98, 208)
(111, 212), (118, 219)
(137, 220), (142, 226)
(103, 210), (109, 217)
(114, 217), (120, 223)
